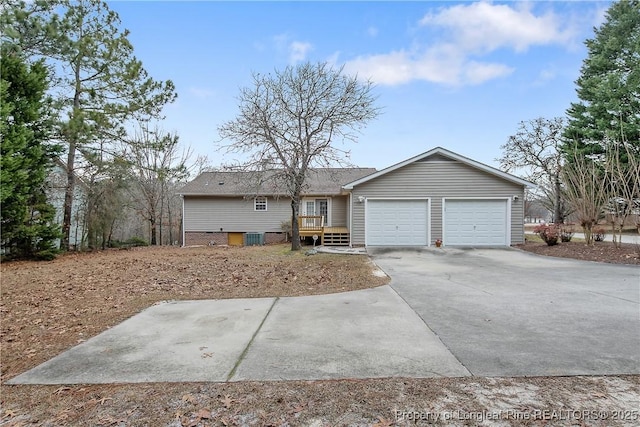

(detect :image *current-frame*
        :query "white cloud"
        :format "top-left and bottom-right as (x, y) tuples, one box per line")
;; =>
(533, 68), (557, 86)
(419, 2), (575, 53)
(344, 1), (577, 87)
(463, 61), (514, 85)
(344, 46), (513, 86)
(272, 34), (313, 64)
(289, 41), (313, 64)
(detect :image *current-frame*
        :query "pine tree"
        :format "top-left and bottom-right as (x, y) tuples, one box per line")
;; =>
(2, 0), (177, 250)
(0, 46), (61, 260)
(564, 0), (640, 160)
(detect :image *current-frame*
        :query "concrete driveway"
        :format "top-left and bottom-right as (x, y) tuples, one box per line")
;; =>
(7, 286), (469, 384)
(8, 248), (639, 385)
(368, 247), (640, 377)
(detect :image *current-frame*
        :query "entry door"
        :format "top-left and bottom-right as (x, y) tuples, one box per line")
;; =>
(303, 198), (329, 225)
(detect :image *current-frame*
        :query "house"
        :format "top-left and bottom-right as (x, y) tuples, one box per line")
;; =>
(179, 168), (376, 246)
(179, 147), (533, 247)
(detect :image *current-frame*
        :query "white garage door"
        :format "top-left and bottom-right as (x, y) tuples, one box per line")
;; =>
(366, 200), (428, 246)
(444, 199), (508, 246)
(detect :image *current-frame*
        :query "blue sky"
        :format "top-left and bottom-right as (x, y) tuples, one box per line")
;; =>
(108, 1), (610, 171)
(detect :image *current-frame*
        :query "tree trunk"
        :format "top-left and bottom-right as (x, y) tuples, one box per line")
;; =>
(107, 217), (116, 248)
(167, 198), (173, 245)
(150, 217), (157, 245)
(158, 213), (163, 245)
(62, 144), (76, 251)
(554, 174), (562, 224)
(290, 196), (301, 251)
(63, 58), (84, 251)
(85, 197), (95, 250)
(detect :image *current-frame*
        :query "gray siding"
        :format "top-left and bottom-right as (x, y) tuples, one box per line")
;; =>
(351, 160), (525, 245)
(331, 196), (348, 227)
(184, 195), (350, 232)
(184, 196), (291, 233)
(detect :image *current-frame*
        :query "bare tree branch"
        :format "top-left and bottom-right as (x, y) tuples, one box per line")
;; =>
(497, 117), (568, 223)
(218, 62), (381, 250)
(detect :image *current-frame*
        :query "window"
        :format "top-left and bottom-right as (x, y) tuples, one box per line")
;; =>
(254, 196), (267, 211)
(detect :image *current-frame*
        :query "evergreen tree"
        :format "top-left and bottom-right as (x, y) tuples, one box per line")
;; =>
(0, 46), (61, 260)
(1, 0), (177, 250)
(564, 0), (640, 160)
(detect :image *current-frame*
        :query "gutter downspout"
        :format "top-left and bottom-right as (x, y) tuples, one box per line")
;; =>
(348, 191), (353, 248)
(181, 195), (185, 247)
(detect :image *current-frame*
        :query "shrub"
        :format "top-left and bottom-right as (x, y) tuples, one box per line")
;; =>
(593, 228), (606, 242)
(533, 224), (559, 246)
(34, 248), (59, 261)
(560, 224), (575, 242)
(125, 237), (149, 247)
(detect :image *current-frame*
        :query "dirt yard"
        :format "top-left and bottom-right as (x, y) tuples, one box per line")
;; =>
(517, 240), (640, 265)
(1, 245), (638, 426)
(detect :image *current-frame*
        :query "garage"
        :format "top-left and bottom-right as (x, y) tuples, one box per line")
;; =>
(343, 147), (531, 247)
(444, 199), (508, 246)
(366, 199), (428, 246)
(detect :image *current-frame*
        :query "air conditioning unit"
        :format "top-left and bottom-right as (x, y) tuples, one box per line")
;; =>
(244, 232), (264, 246)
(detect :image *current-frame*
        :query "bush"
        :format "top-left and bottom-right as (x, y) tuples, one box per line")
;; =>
(560, 224), (575, 242)
(125, 237), (149, 247)
(533, 224), (559, 246)
(593, 228), (606, 242)
(280, 220), (292, 242)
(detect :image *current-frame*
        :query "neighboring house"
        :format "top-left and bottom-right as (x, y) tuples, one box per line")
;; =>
(46, 158), (88, 250)
(179, 147), (533, 247)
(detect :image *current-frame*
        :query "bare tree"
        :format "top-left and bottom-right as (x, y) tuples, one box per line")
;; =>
(126, 124), (190, 245)
(562, 150), (609, 245)
(628, 144), (640, 234)
(604, 140), (640, 247)
(218, 62), (380, 250)
(497, 117), (568, 223)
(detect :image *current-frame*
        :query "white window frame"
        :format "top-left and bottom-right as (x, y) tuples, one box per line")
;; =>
(254, 196), (268, 211)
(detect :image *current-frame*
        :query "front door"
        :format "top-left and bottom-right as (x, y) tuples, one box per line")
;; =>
(302, 198), (330, 225)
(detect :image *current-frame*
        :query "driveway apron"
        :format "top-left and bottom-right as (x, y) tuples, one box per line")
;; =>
(369, 247), (640, 377)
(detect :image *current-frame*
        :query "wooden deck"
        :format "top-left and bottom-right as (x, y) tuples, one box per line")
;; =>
(298, 216), (350, 246)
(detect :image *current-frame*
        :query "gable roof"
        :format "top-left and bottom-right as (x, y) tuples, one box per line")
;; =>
(179, 168), (377, 196)
(342, 147), (535, 189)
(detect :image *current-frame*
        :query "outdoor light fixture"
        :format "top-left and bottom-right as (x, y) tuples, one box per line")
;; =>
(357, 196), (366, 203)
(512, 195), (519, 201)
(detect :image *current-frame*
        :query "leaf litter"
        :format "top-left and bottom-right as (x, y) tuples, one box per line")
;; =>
(1, 245), (638, 426)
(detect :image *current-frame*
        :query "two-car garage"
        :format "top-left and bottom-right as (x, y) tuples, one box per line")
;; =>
(346, 147), (530, 248)
(365, 198), (509, 247)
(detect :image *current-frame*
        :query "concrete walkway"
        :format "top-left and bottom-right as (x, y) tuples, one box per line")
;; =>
(8, 286), (469, 385)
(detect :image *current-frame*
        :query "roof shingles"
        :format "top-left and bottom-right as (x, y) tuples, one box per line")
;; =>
(179, 168), (376, 196)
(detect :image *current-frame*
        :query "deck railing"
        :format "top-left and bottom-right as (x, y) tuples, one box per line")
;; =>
(298, 215), (324, 232)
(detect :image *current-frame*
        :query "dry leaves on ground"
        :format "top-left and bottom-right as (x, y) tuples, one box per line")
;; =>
(517, 240), (640, 265)
(1, 244), (639, 426)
